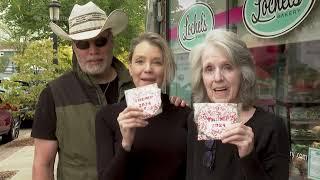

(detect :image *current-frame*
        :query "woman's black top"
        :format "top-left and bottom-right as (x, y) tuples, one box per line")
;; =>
(96, 94), (191, 180)
(187, 107), (290, 180)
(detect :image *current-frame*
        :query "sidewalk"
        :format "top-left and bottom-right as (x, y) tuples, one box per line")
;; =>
(0, 145), (58, 180)
(0, 129), (57, 180)
(0, 146), (34, 180)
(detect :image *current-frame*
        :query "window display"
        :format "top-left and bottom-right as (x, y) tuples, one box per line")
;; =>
(163, 0), (320, 179)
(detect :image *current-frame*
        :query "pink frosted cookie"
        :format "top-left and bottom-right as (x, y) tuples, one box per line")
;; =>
(194, 103), (239, 140)
(125, 83), (162, 119)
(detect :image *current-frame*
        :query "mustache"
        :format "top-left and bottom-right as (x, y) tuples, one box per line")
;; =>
(86, 57), (102, 61)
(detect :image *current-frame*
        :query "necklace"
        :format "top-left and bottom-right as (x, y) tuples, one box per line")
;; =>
(103, 82), (110, 95)
(102, 68), (116, 95)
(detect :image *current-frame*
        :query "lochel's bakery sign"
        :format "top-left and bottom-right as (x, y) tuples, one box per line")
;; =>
(178, 3), (214, 51)
(243, 0), (316, 38)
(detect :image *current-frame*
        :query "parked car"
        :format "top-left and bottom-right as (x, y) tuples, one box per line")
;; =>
(0, 94), (20, 143)
(14, 80), (34, 122)
(1, 80), (35, 123)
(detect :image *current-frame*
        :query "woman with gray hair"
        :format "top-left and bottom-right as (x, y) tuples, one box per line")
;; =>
(187, 30), (289, 180)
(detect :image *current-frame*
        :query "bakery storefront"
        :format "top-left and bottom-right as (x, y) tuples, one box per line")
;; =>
(147, 0), (320, 179)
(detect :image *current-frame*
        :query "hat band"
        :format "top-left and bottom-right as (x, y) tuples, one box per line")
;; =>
(69, 12), (106, 28)
(69, 25), (103, 35)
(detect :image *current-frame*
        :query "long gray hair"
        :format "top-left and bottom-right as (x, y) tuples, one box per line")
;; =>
(190, 30), (256, 110)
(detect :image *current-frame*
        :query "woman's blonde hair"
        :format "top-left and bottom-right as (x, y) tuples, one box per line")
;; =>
(128, 32), (176, 91)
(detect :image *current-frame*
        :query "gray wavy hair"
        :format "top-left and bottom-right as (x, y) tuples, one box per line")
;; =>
(190, 30), (256, 110)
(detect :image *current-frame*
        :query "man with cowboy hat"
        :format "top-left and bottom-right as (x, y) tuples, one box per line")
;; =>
(31, 2), (135, 180)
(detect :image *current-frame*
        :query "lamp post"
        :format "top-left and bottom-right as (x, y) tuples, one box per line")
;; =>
(49, 0), (61, 65)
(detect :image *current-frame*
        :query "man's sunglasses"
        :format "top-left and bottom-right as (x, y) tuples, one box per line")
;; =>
(74, 36), (109, 50)
(202, 140), (216, 170)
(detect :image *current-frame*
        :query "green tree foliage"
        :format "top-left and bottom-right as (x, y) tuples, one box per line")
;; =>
(0, 0), (146, 62)
(0, 21), (12, 41)
(0, 0), (146, 120)
(0, 39), (72, 120)
(0, 56), (9, 72)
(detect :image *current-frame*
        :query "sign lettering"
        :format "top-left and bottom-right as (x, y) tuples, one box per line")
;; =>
(243, 0), (315, 38)
(178, 3), (214, 51)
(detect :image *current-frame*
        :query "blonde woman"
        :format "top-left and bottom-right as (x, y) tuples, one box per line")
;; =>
(96, 32), (191, 180)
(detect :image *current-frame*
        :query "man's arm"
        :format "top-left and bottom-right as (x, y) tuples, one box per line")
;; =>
(32, 138), (58, 180)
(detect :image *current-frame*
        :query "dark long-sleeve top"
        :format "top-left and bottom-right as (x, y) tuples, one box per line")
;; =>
(96, 94), (191, 180)
(187, 107), (290, 180)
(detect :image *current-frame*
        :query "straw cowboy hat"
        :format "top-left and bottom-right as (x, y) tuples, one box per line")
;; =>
(49, 1), (128, 40)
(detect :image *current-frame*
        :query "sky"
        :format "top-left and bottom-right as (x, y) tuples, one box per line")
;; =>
(0, 20), (11, 41)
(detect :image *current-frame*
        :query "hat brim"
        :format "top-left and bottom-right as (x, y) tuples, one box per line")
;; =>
(50, 9), (128, 41)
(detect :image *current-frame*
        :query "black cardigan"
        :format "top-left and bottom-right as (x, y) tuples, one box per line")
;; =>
(186, 107), (290, 180)
(96, 94), (191, 180)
